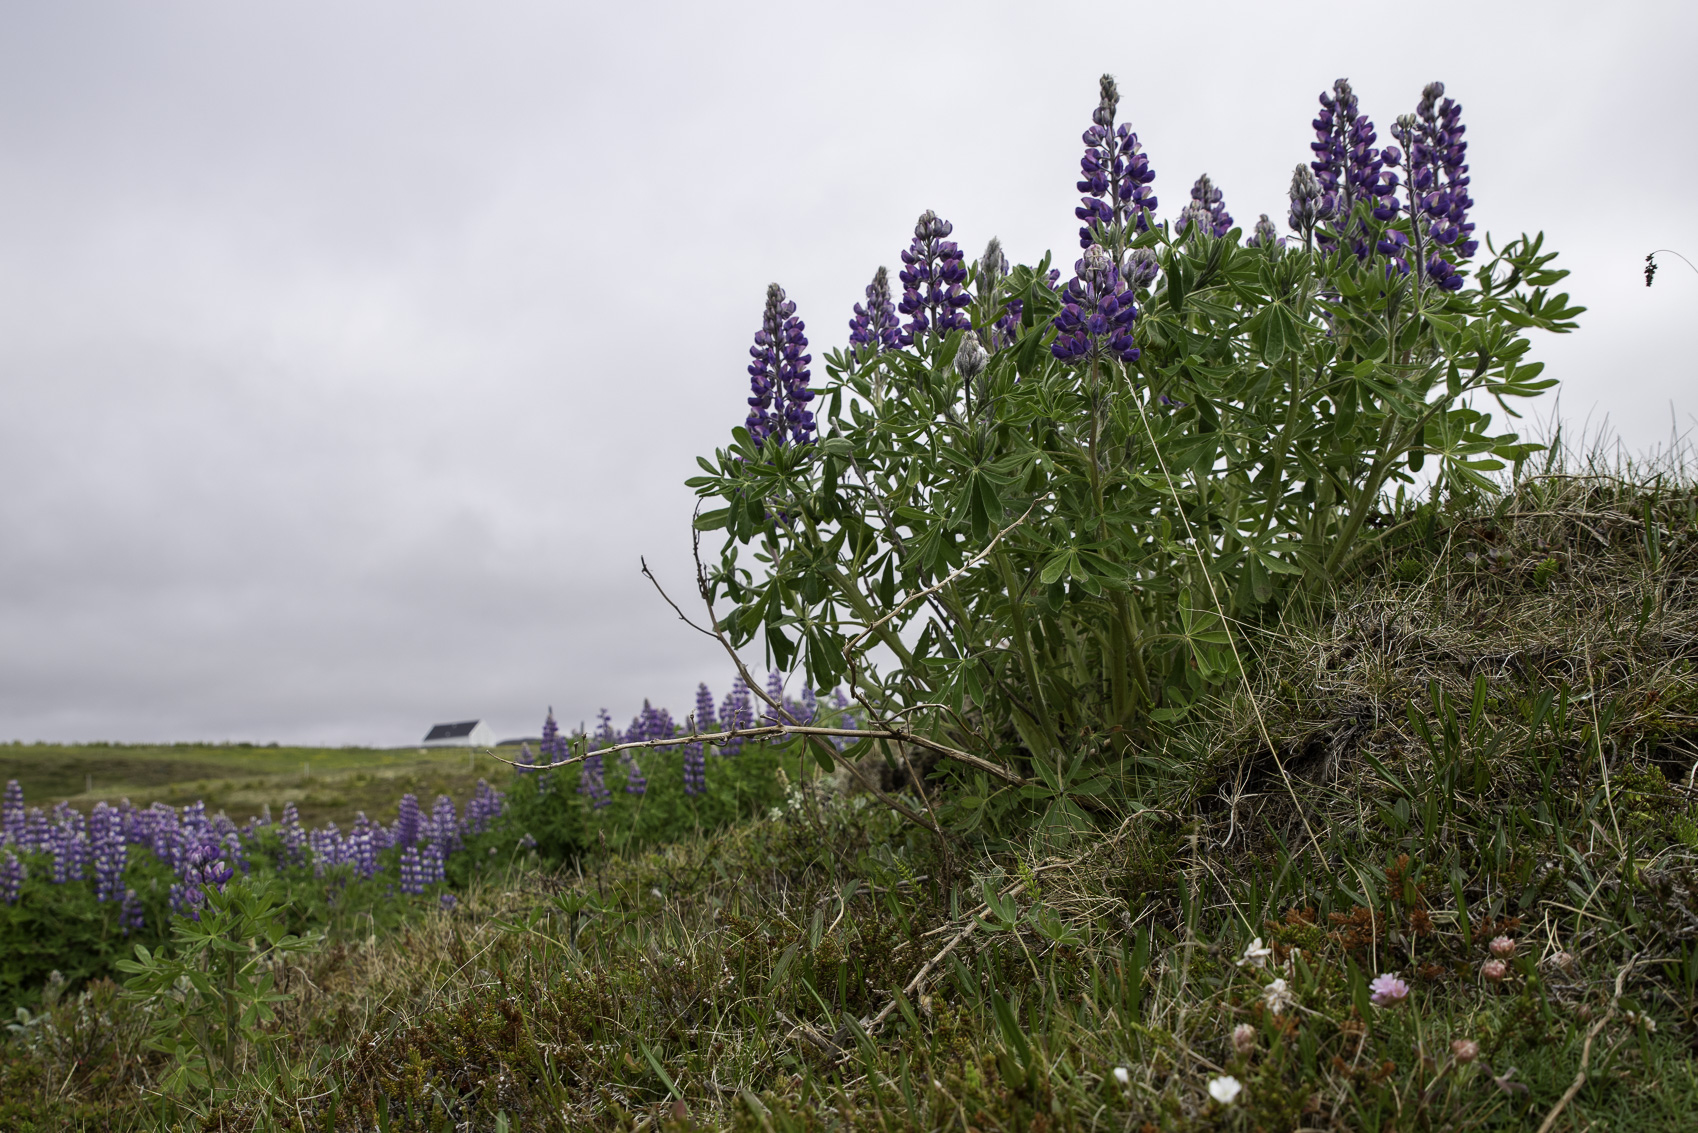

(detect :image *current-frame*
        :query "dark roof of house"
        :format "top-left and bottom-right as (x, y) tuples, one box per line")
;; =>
(423, 720), (481, 741)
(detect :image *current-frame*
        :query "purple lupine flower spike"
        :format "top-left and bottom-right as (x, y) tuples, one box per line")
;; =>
(91, 802), (126, 903)
(579, 710), (613, 808)
(896, 210), (972, 347)
(120, 887), (144, 934)
(2, 780), (23, 845)
(764, 670), (786, 724)
(1310, 78), (1391, 255)
(1051, 244), (1140, 366)
(848, 266), (901, 362)
(1075, 74), (1158, 249)
(745, 283), (815, 447)
(541, 707), (562, 765)
(394, 793), (421, 849)
(720, 677), (751, 754)
(684, 682), (715, 796)
(1175, 174), (1233, 238)
(0, 850), (23, 905)
(1398, 81), (1473, 289)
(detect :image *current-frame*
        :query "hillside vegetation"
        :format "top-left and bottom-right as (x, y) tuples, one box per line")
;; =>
(4, 468), (1697, 1131)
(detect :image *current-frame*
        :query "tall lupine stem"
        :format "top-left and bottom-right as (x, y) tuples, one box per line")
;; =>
(896, 210), (971, 347)
(1075, 74), (1157, 256)
(745, 284), (815, 447)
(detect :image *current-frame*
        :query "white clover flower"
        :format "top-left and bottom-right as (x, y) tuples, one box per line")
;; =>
(1263, 977), (1295, 1014)
(1237, 937), (1273, 969)
(1208, 1075), (1243, 1105)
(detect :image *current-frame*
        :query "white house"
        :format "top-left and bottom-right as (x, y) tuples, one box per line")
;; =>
(421, 719), (497, 748)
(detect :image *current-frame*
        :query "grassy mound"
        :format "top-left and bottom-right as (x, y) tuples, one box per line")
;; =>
(5, 470), (1698, 1131)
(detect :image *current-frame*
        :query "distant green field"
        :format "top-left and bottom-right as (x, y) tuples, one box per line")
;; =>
(0, 742), (515, 828)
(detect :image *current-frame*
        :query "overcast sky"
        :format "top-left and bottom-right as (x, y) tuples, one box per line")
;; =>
(0, 1), (1692, 746)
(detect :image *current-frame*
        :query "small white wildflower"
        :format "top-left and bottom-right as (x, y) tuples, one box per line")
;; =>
(1263, 977), (1295, 1015)
(1112, 1065), (1130, 1086)
(1208, 1075), (1243, 1105)
(1237, 937), (1273, 969)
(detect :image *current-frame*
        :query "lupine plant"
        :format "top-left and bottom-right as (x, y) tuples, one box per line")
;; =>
(0, 775), (501, 1012)
(690, 73), (1582, 839)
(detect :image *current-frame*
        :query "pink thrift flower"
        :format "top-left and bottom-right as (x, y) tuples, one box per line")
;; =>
(1231, 1023), (1257, 1055)
(1482, 958), (1508, 982)
(1488, 935), (1516, 958)
(1369, 972), (1410, 1007)
(1451, 1038), (1479, 1064)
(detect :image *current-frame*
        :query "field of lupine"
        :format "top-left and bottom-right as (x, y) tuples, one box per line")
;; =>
(4, 68), (1697, 1133)
(0, 672), (852, 1018)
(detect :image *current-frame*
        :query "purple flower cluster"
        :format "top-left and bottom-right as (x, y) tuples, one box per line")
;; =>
(848, 266), (901, 360)
(0, 777), (497, 926)
(1051, 244), (1140, 366)
(0, 850), (23, 905)
(746, 283), (815, 448)
(719, 677), (755, 755)
(1075, 74), (1158, 249)
(1394, 81), (1475, 290)
(684, 683), (716, 797)
(1174, 174), (1233, 239)
(896, 211), (971, 347)
(1309, 78), (1394, 253)
(579, 710), (615, 809)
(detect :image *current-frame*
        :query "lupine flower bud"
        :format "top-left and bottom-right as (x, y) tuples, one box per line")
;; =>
(1174, 174), (1233, 238)
(1246, 214), (1282, 249)
(745, 284), (815, 447)
(1451, 1038), (1479, 1064)
(955, 329), (988, 383)
(1122, 247), (1159, 288)
(1075, 74), (1158, 248)
(848, 266), (901, 360)
(1287, 164), (1327, 239)
(1231, 1023), (1257, 1055)
(1051, 244), (1139, 366)
(897, 211), (972, 346)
